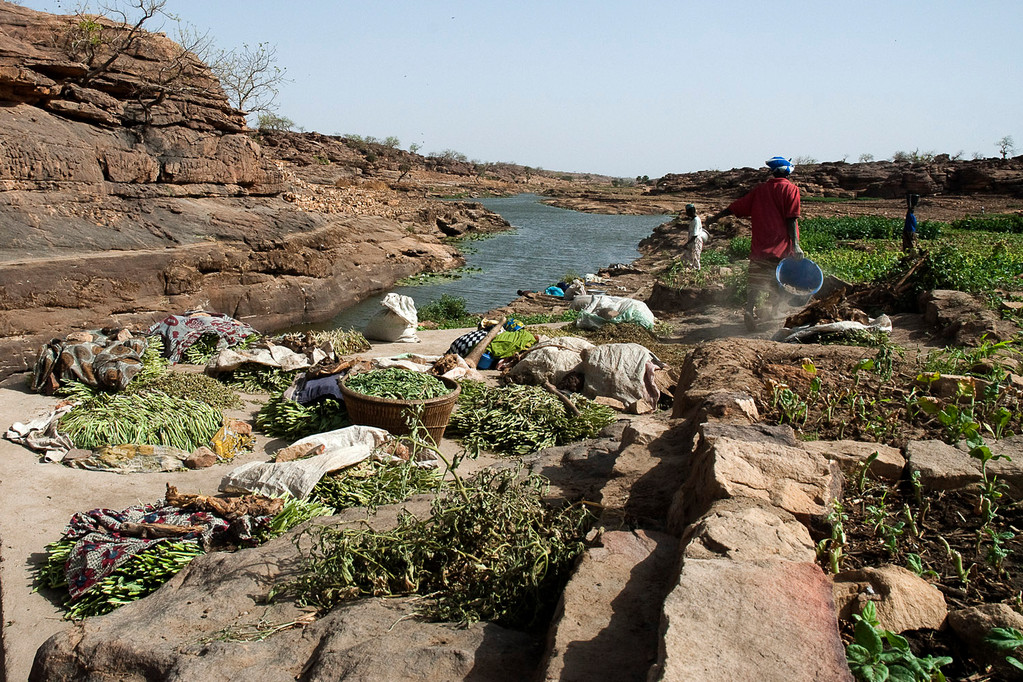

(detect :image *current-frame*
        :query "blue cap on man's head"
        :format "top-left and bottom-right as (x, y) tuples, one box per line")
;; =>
(766, 156), (794, 175)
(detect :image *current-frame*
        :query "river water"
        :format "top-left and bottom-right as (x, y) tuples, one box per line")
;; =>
(324, 194), (670, 329)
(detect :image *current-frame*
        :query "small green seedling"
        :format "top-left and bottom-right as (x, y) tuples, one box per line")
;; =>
(985, 627), (1023, 672)
(846, 601), (953, 681)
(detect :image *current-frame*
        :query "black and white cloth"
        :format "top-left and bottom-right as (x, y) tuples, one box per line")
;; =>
(447, 328), (502, 357)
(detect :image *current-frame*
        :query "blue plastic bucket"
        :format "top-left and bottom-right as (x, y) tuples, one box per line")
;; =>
(776, 257), (824, 296)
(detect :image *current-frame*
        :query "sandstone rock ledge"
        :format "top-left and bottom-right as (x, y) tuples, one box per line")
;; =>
(0, 2), (510, 380)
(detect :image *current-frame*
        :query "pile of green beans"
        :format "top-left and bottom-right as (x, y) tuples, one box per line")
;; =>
(256, 395), (349, 440)
(345, 368), (451, 401)
(449, 381), (616, 456)
(58, 388), (223, 451)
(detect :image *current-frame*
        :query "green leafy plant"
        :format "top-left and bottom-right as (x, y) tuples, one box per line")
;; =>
(276, 468), (593, 628)
(846, 601), (953, 681)
(449, 381), (616, 456)
(905, 553), (938, 580)
(417, 295), (481, 329)
(816, 501), (847, 574)
(985, 627), (1023, 672)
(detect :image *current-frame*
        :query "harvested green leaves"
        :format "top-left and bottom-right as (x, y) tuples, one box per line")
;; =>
(39, 539), (204, 620)
(309, 329), (371, 356)
(449, 381), (616, 456)
(128, 372), (243, 409)
(221, 365), (298, 394)
(58, 386), (223, 451)
(256, 394), (349, 440)
(281, 469), (592, 629)
(310, 459), (443, 511)
(344, 368), (452, 401)
(257, 497), (336, 542)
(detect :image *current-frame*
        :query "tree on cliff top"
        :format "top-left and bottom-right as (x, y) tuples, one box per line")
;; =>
(209, 42), (289, 118)
(997, 135), (1016, 160)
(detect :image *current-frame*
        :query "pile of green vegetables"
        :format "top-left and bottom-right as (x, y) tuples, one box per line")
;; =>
(277, 468), (593, 628)
(127, 371), (243, 410)
(311, 458), (443, 510)
(449, 381), (616, 456)
(56, 336), (246, 452)
(344, 368), (452, 400)
(39, 539), (204, 620)
(38, 497), (335, 620)
(58, 383), (223, 452)
(256, 394), (349, 440)
(221, 365), (300, 394)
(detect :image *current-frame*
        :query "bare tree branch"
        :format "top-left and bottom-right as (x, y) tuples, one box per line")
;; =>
(209, 42), (288, 116)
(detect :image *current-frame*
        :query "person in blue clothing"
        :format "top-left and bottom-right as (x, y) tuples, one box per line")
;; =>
(903, 193), (920, 254)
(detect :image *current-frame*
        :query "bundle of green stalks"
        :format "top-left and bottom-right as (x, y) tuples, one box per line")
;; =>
(39, 539), (204, 620)
(58, 384), (223, 452)
(449, 381), (616, 456)
(256, 394), (349, 440)
(277, 469), (593, 629)
(310, 458), (443, 511)
(39, 498), (335, 619)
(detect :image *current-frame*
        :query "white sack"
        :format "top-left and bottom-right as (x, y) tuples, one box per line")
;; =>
(207, 342), (318, 374)
(574, 295), (655, 330)
(219, 425), (391, 499)
(581, 343), (659, 410)
(564, 280), (587, 301)
(364, 293), (420, 343)
(777, 314), (893, 344)
(508, 337), (595, 385)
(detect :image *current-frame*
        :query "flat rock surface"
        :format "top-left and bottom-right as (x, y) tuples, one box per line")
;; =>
(541, 529), (678, 682)
(654, 559), (852, 682)
(905, 439), (982, 491)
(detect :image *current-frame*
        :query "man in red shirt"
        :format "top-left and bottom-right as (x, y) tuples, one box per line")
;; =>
(706, 156), (803, 330)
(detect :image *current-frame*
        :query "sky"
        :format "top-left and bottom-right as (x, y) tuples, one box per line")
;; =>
(15, 0), (1023, 178)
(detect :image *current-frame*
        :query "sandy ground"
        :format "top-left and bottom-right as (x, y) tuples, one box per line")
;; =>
(0, 327), (475, 681)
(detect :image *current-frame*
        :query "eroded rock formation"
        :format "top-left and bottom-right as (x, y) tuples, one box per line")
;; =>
(0, 2), (507, 379)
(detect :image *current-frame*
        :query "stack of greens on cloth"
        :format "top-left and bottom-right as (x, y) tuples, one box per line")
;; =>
(55, 338), (229, 451)
(37, 493), (333, 620)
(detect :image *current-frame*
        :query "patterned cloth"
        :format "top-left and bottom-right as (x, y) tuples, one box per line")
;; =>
(147, 312), (258, 364)
(62, 501), (267, 600)
(33, 331), (148, 394)
(447, 328), (503, 357)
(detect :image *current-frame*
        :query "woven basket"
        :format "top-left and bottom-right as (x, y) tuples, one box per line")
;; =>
(340, 375), (460, 444)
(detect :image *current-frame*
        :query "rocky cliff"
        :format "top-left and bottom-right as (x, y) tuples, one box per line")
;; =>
(0, 2), (508, 379)
(653, 156), (1023, 199)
